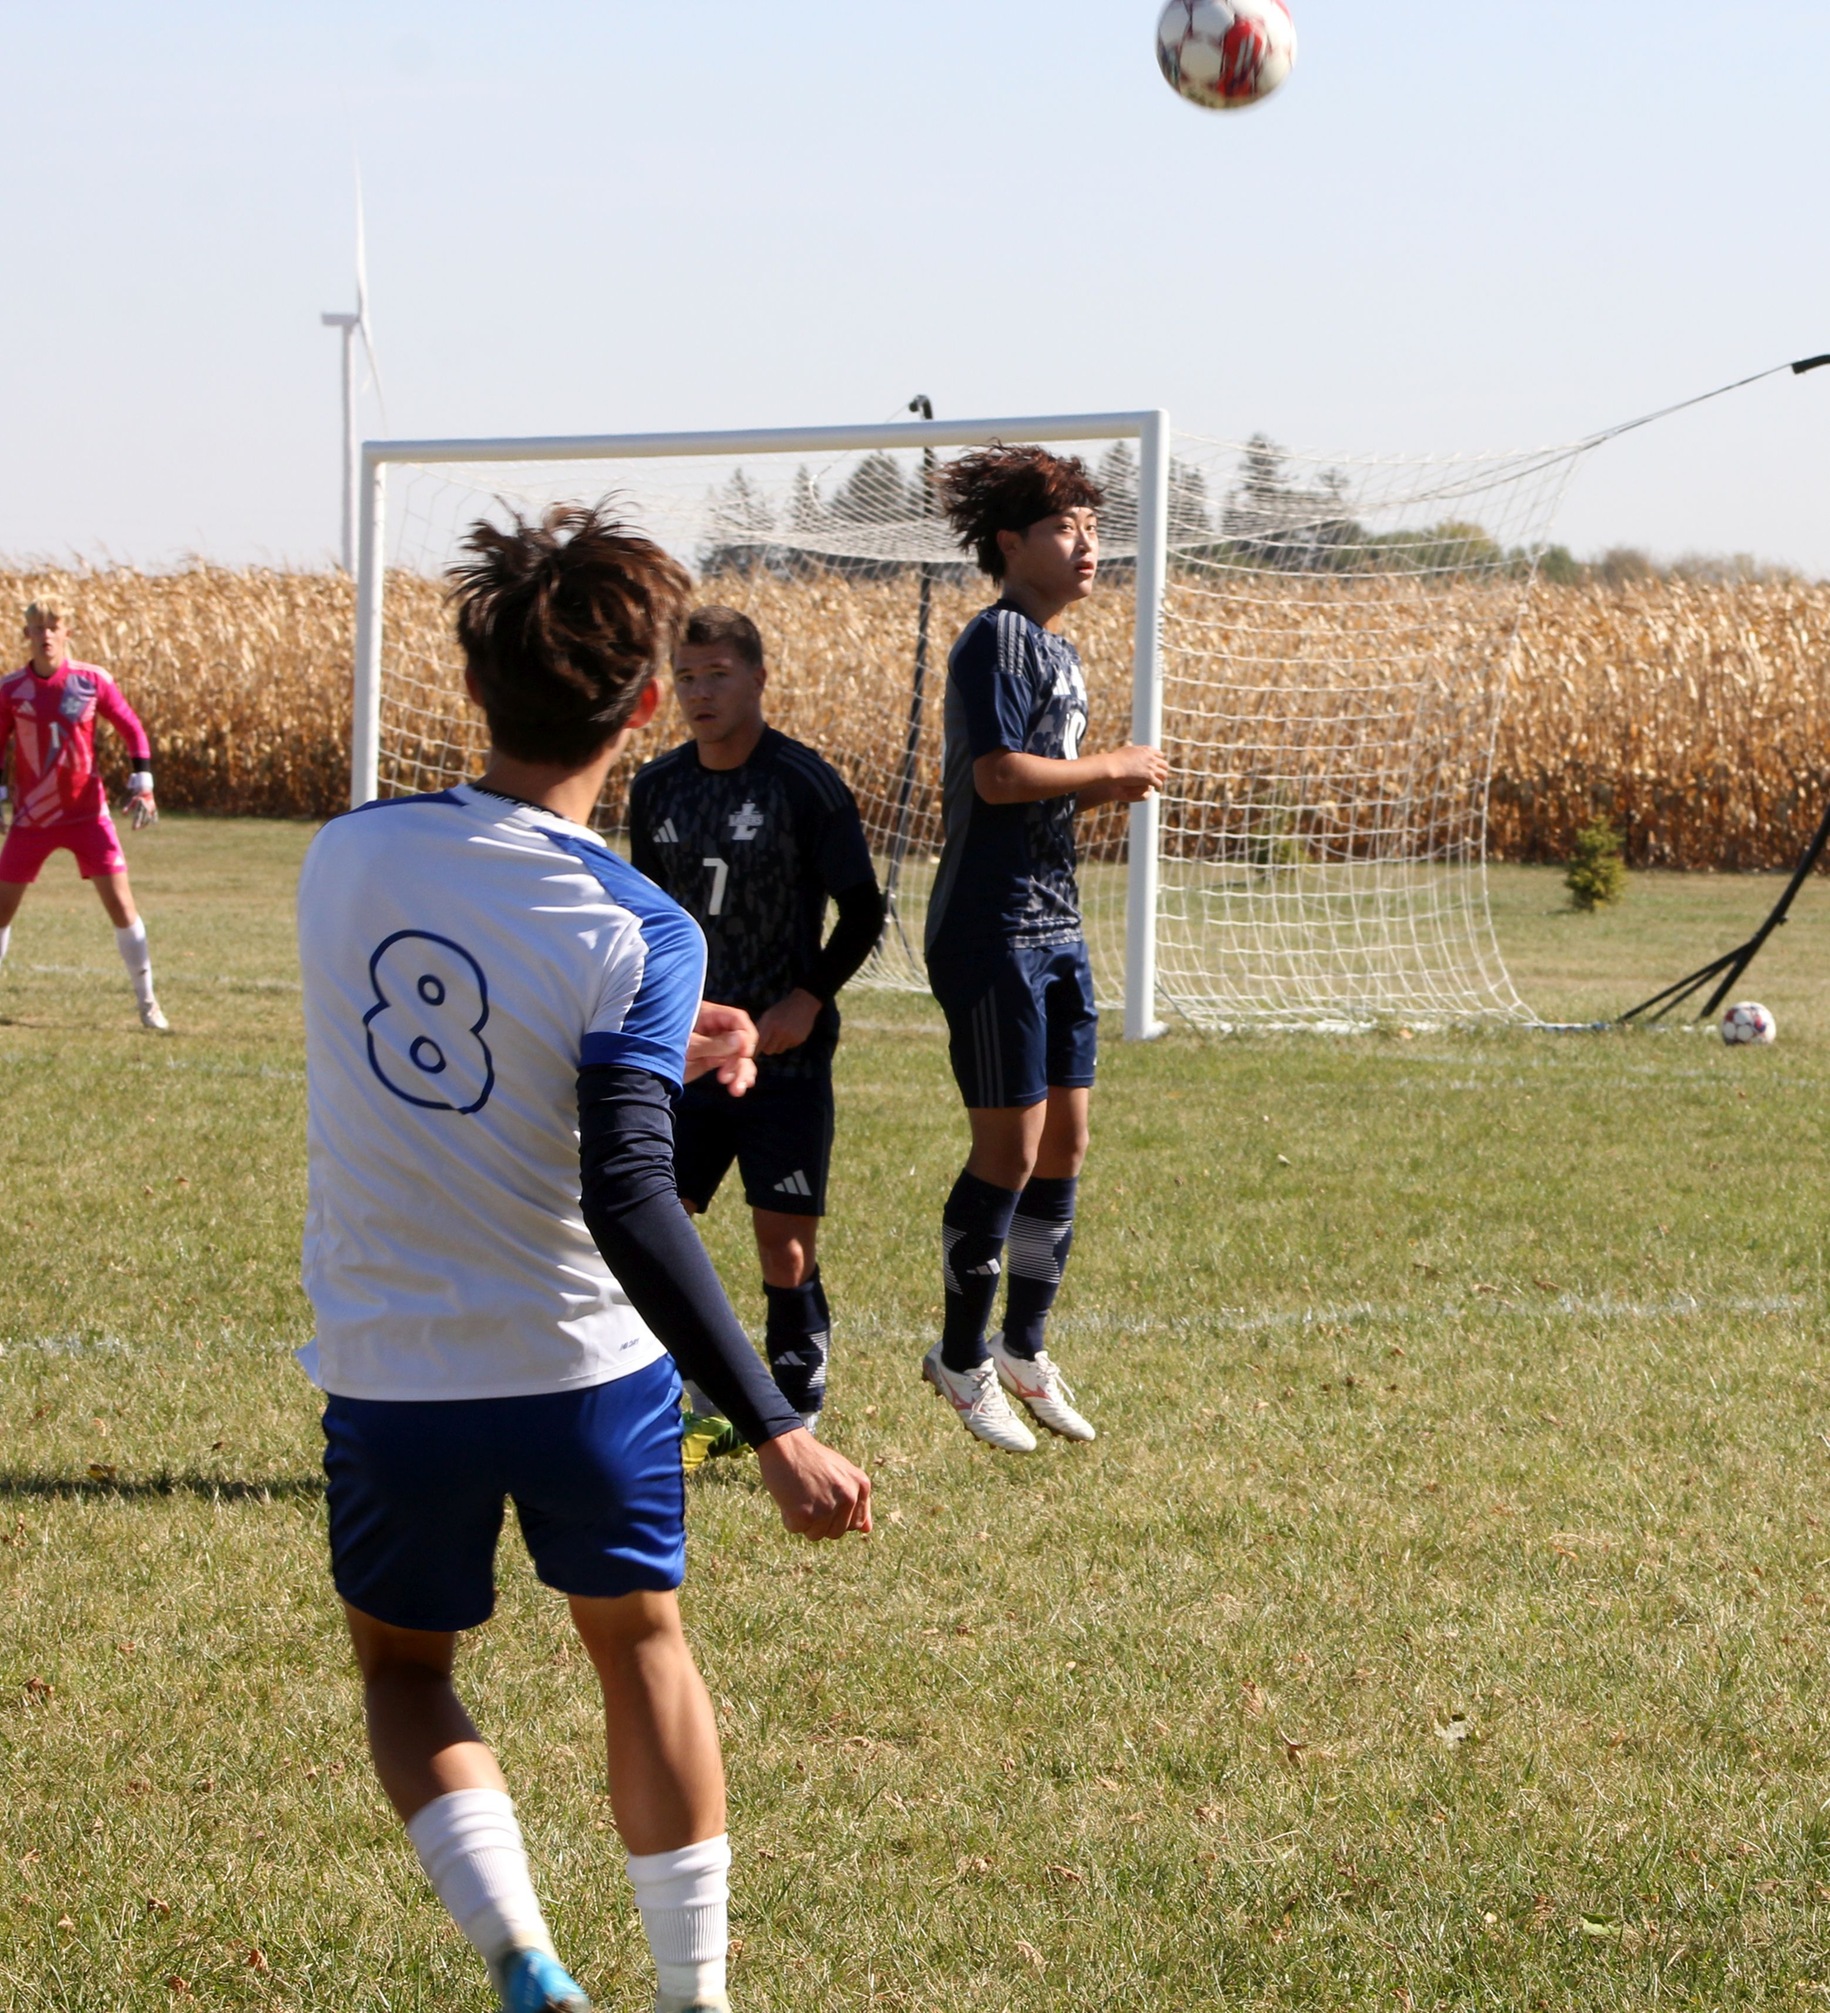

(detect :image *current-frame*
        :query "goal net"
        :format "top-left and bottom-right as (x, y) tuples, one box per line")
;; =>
(353, 415), (1580, 1032)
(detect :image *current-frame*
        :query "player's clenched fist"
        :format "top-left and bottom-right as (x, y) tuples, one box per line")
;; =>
(756, 1428), (872, 1540)
(684, 999), (758, 1095)
(1103, 743), (1170, 799)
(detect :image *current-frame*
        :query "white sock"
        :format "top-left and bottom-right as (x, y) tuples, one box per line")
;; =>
(114, 920), (156, 1009)
(406, 1789), (555, 1974)
(0, 923), (9, 972)
(627, 1834), (731, 2011)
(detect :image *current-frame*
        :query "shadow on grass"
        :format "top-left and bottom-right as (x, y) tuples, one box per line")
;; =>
(0, 1469), (323, 1503)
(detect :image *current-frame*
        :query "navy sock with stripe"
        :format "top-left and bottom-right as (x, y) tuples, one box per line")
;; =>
(999, 1175), (1077, 1363)
(763, 1268), (831, 1418)
(939, 1171), (1020, 1373)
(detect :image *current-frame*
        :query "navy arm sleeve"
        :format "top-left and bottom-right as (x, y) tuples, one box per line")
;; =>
(803, 878), (885, 1004)
(578, 1063), (804, 1448)
(626, 771), (661, 885)
(801, 781), (882, 1002)
(953, 615), (1036, 761)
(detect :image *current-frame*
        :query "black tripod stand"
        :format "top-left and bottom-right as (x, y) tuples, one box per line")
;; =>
(1619, 792), (1830, 1024)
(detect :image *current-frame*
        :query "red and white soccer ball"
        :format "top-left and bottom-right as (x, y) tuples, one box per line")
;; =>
(1720, 1000), (1776, 1046)
(1156, 0), (1297, 111)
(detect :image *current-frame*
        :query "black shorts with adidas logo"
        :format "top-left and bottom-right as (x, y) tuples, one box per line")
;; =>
(673, 1065), (835, 1219)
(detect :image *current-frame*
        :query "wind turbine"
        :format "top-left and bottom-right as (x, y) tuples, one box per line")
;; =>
(321, 171), (385, 573)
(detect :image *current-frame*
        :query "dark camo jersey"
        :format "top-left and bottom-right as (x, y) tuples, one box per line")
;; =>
(925, 602), (1090, 954)
(628, 728), (876, 1080)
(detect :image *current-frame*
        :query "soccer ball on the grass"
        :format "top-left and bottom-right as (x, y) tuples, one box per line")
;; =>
(1156, 0), (1297, 111)
(1720, 1000), (1776, 1046)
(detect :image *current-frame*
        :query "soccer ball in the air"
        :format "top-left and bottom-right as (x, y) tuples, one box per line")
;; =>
(1720, 1001), (1776, 1046)
(1156, 0), (1297, 111)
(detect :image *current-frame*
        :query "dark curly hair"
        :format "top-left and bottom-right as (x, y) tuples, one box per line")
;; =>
(448, 502), (693, 767)
(938, 445), (1104, 579)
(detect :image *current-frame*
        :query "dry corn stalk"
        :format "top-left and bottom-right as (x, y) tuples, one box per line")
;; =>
(2, 563), (1825, 873)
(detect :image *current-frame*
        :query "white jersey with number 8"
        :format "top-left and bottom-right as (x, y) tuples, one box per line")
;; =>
(296, 785), (707, 1403)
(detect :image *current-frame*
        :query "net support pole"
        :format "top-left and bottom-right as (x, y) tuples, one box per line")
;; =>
(1124, 409), (1170, 1041)
(350, 450), (388, 809)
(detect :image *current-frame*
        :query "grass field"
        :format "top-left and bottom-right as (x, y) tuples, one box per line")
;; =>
(4, 818), (1830, 2011)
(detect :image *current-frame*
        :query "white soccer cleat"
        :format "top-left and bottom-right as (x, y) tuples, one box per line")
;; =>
(921, 1342), (1036, 1454)
(139, 997), (170, 1033)
(988, 1337), (1096, 1442)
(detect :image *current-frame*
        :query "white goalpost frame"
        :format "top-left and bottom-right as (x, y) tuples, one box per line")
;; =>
(351, 410), (1173, 1041)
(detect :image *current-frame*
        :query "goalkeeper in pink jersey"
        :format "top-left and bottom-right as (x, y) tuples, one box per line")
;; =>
(0, 599), (168, 1030)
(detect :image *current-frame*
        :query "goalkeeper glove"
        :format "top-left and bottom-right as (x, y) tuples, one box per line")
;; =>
(127, 774), (157, 829)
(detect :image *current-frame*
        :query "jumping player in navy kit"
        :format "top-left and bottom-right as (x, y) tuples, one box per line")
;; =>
(920, 447), (1169, 1453)
(629, 607), (885, 1441)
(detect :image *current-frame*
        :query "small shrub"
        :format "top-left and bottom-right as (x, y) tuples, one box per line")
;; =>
(1565, 816), (1627, 911)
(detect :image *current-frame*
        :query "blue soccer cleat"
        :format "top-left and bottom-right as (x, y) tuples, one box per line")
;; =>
(497, 1947), (594, 2013)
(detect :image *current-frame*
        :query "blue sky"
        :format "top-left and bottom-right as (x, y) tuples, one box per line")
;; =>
(4, 1), (1826, 571)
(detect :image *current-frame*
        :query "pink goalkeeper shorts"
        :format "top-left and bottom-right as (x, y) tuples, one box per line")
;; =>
(0, 812), (127, 884)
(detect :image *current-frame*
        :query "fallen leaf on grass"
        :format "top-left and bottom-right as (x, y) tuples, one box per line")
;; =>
(1016, 1940), (1046, 1972)
(56, 1915), (75, 1930)
(245, 1949), (270, 1974)
(1580, 1916), (1622, 1941)
(86, 1463), (118, 1483)
(1045, 1864), (1084, 1885)
(1194, 1805), (1221, 1823)
(1241, 1681), (1267, 1717)
(23, 1676), (54, 1701)
(1434, 1717), (1472, 1745)
(145, 1897), (171, 1918)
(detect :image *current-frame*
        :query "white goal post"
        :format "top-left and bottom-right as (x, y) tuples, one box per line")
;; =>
(350, 410), (1571, 1035)
(351, 411), (1173, 1041)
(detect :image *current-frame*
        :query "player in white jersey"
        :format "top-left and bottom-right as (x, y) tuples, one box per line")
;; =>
(297, 505), (871, 2013)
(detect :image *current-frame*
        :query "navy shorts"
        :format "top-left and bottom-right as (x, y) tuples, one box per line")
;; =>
(322, 1353), (686, 1632)
(674, 1067), (835, 1217)
(926, 936), (1099, 1110)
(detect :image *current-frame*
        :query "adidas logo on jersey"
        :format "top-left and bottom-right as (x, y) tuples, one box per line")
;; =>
(729, 801), (763, 842)
(773, 1169), (813, 1199)
(653, 818), (678, 844)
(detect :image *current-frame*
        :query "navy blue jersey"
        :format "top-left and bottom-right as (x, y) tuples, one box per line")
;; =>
(925, 603), (1090, 954)
(628, 728), (878, 1079)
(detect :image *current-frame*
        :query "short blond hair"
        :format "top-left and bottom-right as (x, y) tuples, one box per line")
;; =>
(23, 600), (67, 629)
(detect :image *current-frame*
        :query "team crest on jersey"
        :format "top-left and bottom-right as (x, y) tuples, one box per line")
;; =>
(729, 801), (764, 842)
(59, 676), (96, 721)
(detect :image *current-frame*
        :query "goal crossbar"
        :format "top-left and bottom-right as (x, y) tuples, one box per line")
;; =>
(352, 410), (1173, 1040)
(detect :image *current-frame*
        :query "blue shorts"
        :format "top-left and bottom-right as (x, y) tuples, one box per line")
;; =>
(674, 1066), (835, 1217)
(926, 936), (1099, 1110)
(322, 1354), (686, 1632)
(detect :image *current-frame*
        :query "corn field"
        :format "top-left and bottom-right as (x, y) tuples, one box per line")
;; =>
(3, 564), (1827, 873)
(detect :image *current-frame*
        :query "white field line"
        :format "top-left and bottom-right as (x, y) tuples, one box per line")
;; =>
(1050, 1290), (1813, 1338)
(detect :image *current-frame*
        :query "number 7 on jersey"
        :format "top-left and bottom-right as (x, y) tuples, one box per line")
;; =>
(702, 856), (728, 917)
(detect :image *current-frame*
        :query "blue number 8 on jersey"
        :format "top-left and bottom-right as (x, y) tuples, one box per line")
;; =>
(364, 930), (496, 1115)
